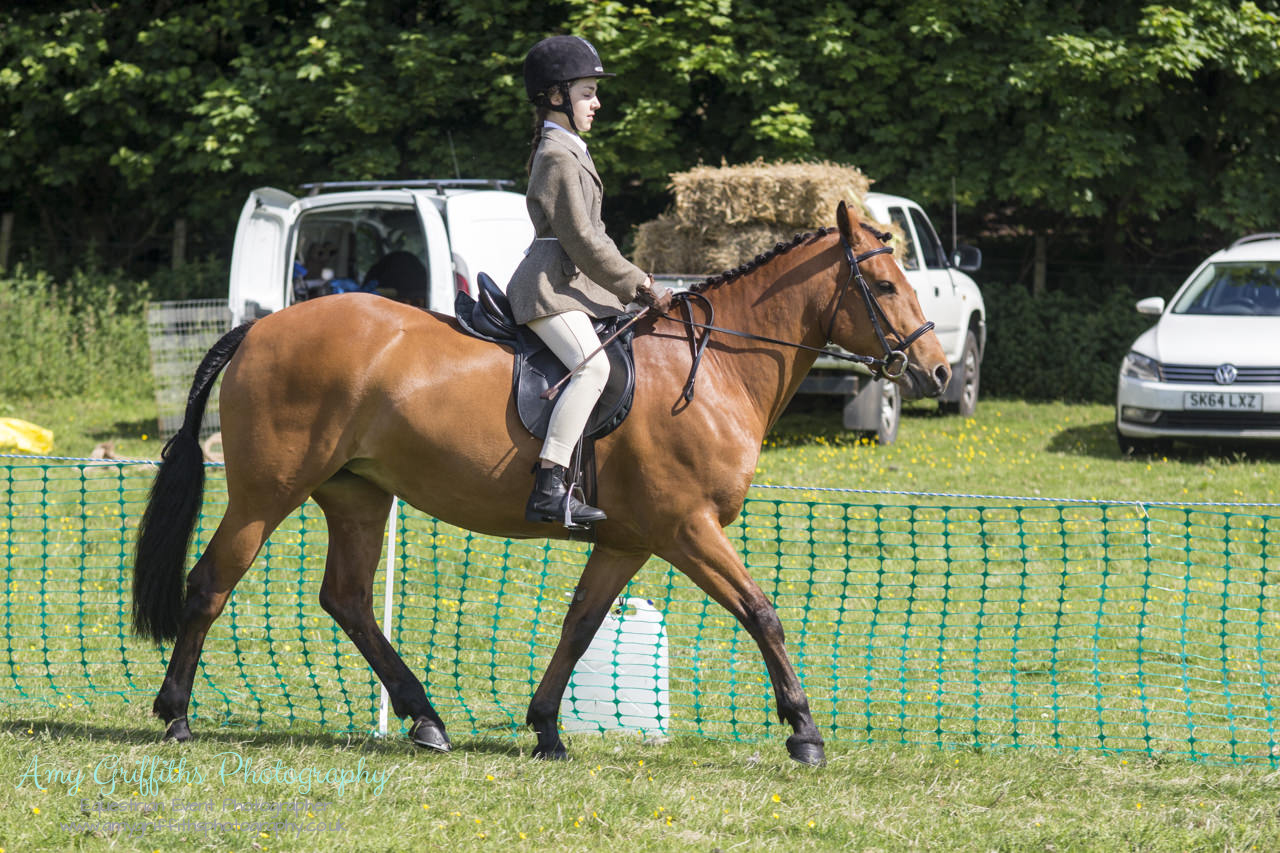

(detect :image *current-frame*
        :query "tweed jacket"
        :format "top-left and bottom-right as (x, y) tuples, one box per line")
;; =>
(506, 128), (649, 325)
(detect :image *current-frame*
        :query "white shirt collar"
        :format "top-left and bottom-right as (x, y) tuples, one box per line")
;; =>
(543, 120), (588, 153)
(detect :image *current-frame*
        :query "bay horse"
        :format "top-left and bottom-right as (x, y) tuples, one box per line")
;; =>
(132, 200), (951, 766)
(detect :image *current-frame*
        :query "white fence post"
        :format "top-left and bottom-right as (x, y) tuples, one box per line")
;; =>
(378, 498), (399, 736)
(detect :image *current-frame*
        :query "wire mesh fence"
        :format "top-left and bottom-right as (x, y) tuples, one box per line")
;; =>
(145, 299), (230, 439)
(2, 459), (1278, 763)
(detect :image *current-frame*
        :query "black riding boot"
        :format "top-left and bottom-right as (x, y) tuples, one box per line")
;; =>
(525, 464), (607, 526)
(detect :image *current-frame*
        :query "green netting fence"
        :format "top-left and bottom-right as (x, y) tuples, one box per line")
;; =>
(3, 458), (1280, 764)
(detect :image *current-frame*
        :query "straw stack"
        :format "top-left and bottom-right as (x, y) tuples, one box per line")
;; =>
(632, 160), (896, 275)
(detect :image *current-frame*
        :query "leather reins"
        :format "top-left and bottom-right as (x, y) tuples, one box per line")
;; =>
(665, 226), (936, 403)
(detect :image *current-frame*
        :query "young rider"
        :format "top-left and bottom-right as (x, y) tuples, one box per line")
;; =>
(506, 35), (671, 528)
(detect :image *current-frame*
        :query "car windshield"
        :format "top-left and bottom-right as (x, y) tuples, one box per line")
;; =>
(1170, 261), (1280, 316)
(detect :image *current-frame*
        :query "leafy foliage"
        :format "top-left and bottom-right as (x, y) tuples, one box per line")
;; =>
(979, 280), (1157, 403)
(1, 2), (1278, 281)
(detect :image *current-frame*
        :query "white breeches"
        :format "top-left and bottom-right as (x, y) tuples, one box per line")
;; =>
(526, 310), (610, 468)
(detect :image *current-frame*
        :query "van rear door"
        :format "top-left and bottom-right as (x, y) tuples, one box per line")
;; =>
(439, 190), (535, 294)
(229, 187), (299, 325)
(408, 193), (459, 313)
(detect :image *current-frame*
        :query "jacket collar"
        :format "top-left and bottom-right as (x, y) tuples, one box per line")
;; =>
(540, 127), (601, 188)
(542, 120), (588, 153)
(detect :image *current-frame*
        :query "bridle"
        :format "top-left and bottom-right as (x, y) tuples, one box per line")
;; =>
(827, 224), (937, 380)
(667, 225), (935, 403)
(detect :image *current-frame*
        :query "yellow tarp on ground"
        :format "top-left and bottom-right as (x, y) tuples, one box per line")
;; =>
(0, 418), (54, 455)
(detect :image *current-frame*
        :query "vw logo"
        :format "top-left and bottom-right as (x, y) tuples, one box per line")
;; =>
(1214, 363), (1238, 385)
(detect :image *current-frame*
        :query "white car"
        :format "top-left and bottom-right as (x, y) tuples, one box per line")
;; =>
(1115, 232), (1280, 454)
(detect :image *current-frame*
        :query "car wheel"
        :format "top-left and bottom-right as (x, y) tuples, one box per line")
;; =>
(872, 380), (900, 445)
(1115, 426), (1171, 457)
(939, 330), (980, 416)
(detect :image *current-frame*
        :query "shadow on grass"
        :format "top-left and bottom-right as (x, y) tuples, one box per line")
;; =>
(1048, 418), (1280, 463)
(1, 718), (527, 756)
(769, 396), (944, 449)
(88, 417), (155, 444)
(1046, 420), (1118, 459)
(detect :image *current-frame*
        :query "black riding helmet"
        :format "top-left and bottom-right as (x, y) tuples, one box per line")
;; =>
(523, 35), (614, 132)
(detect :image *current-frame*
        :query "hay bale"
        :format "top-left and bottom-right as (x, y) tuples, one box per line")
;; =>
(698, 224), (814, 274)
(632, 213), (698, 274)
(638, 221), (840, 277)
(635, 215), (794, 275)
(670, 160), (872, 229)
(632, 160), (905, 275)
(638, 214), (908, 276)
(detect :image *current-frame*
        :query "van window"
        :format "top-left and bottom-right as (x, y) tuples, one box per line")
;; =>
(293, 205), (430, 306)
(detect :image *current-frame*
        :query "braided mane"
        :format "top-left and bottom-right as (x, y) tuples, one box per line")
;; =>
(689, 227), (838, 294)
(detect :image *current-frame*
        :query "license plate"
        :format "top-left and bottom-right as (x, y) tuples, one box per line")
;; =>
(1183, 391), (1262, 411)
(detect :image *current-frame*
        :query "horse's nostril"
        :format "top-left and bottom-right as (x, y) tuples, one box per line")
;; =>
(935, 364), (951, 389)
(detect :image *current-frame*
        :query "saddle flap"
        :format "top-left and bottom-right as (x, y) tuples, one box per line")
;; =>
(514, 317), (637, 441)
(451, 285), (638, 442)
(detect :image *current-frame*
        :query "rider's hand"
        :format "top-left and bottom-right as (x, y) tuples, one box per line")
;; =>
(636, 277), (673, 314)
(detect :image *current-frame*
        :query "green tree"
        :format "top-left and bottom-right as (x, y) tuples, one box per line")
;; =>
(2, 1), (1278, 280)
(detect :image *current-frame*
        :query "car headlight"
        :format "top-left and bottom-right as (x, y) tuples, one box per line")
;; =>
(1120, 351), (1163, 382)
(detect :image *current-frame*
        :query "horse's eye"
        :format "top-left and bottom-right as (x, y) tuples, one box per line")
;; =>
(876, 279), (896, 294)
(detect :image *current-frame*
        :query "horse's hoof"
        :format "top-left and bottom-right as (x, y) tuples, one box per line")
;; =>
(532, 742), (568, 761)
(786, 736), (826, 767)
(162, 717), (192, 743)
(409, 718), (451, 753)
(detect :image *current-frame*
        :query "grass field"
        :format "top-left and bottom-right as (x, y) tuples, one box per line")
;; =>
(2, 395), (1280, 851)
(762, 396), (1280, 506)
(6, 717), (1280, 852)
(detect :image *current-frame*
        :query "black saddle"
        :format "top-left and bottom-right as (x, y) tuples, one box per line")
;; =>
(454, 273), (636, 441)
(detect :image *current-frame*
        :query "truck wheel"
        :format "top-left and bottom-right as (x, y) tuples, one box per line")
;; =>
(939, 330), (980, 416)
(872, 380), (900, 445)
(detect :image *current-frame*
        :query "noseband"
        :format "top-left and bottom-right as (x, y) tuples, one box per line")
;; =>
(669, 226), (935, 401)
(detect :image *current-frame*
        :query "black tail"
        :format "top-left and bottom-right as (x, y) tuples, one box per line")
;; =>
(132, 322), (254, 645)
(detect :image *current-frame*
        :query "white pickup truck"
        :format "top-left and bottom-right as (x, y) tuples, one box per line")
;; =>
(795, 192), (987, 443)
(227, 179), (535, 325)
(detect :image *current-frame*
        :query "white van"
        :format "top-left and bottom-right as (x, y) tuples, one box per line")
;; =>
(227, 180), (535, 325)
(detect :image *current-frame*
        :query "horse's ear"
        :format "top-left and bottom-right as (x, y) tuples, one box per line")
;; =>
(836, 200), (856, 246)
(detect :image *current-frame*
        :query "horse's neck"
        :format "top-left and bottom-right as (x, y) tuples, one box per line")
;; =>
(698, 242), (835, 429)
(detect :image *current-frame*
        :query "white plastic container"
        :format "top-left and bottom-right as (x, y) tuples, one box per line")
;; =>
(561, 597), (670, 734)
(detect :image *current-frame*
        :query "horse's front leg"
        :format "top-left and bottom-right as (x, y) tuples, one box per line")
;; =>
(313, 476), (451, 751)
(525, 545), (651, 759)
(661, 512), (826, 766)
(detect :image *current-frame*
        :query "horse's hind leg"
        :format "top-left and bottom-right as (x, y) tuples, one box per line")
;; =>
(153, 505), (291, 741)
(525, 545), (651, 759)
(311, 473), (450, 752)
(662, 514), (826, 766)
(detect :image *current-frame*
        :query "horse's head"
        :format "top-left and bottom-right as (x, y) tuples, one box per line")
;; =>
(827, 200), (951, 398)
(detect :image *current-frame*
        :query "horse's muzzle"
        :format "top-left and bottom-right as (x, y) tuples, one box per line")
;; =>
(901, 361), (951, 400)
